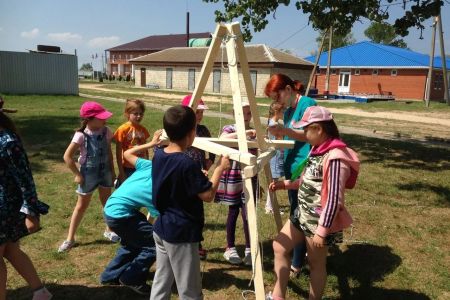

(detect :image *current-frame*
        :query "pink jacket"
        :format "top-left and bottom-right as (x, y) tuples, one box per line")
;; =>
(315, 147), (360, 237)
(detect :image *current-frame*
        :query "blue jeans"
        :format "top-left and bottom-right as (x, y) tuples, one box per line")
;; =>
(288, 189), (306, 269)
(100, 212), (156, 285)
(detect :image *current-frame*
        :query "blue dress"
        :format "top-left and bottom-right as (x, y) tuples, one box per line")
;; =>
(0, 130), (39, 244)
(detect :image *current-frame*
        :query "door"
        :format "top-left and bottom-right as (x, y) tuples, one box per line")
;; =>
(166, 68), (173, 89)
(140, 68), (146, 87)
(338, 71), (351, 93)
(213, 69), (221, 93)
(188, 69), (195, 91)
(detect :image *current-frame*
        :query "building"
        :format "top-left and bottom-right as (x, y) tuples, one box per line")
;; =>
(105, 32), (211, 76)
(304, 41), (450, 101)
(0, 50), (78, 95)
(130, 44), (313, 97)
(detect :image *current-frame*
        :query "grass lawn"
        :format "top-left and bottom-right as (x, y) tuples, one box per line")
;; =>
(3, 95), (450, 300)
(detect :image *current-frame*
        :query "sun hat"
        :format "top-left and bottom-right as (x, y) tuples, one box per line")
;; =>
(181, 95), (208, 110)
(80, 101), (113, 119)
(296, 106), (333, 128)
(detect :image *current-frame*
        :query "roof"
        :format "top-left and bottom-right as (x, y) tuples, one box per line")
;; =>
(106, 32), (211, 51)
(304, 41), (450, 69)
(130, 44), (313, 67)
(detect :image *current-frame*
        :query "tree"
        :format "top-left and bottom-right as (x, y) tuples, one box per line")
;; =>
(316, 29), (356, 50)
(364, 22), (408, 48)
(203, 0), (444, 42)
(80, 63), (93, 71)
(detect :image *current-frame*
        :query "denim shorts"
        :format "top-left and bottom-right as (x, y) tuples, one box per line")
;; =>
(270, 150), (285, 179)
(76, 165), (113, 195)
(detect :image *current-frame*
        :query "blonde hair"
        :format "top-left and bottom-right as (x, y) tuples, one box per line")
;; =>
(125, 99), (146, 116)
(269, 101), (283, 119)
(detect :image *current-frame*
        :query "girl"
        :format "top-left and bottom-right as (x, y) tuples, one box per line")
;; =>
(58, 101), (117, 252)
(0, 110), (52, 300)
(181, 95), (215, 260)
(215, 102), (256, 266)
(265, 101), (285, 215)
(267, 106), (360, 300)
(114, 99), (150, 184)
(265, 73), (317, 277)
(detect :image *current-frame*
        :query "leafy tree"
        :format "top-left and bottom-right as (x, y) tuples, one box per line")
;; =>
(364, 22), (408, 48)
(80, 63), (93, 71)
(203, 0), (444, 42)
(316, 29), (356, 50)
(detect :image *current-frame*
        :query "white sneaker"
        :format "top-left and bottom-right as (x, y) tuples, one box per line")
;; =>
(223, 247), (242, 265)
(32, 286), (53, 300)
(104, 231), (120, 243)
(265, 291), (273, 300)
(243, 248), (252, 266)
(57, 240), (75, 253)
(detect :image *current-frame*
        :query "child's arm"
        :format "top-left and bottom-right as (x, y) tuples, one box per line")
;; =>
(115, 142), (125, 182)
(268, 126), (306, 142)
(123, 129), (162, 167)
(108, 139), (116, 181)
(220, 129), (256, 139)
(198, 155), (230, 203)
(269, 179), (300, 191)
(63, 142), (83, 183)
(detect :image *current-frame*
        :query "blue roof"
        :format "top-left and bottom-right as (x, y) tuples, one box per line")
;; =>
(304, 41), (450, 69)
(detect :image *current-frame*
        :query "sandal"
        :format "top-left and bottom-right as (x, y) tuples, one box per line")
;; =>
(289, 266), (301, 279)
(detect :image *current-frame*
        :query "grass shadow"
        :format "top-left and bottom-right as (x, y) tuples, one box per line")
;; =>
(396, 182), (450, 206)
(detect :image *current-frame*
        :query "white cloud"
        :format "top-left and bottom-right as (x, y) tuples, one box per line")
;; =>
(47, 32), (82, 44)
(21, 28), (39, 39)
(88, 36), (120, 49)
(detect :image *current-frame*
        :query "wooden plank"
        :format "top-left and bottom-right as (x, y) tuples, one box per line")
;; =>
(189, 24), (227, 110)
(243, 148), (276, 178)
(192, 138), (256, 166)
(263, 164), (283, 231)
(194, 137), (295, 149)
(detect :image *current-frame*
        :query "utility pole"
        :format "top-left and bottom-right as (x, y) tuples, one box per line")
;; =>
(324, 26), (333, 99)
(437, 10), (449, 105)
(306, 28), (328, 96)
(425, 17), (437, 107)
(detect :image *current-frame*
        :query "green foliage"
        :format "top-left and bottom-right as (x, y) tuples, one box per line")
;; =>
(364, 22), (408, 48)
(203, 0), (444, 41)
(79, 63), (93, 71)
(316, 29), (356, 50)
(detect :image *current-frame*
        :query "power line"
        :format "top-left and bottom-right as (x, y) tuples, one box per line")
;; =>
(274, 23), (309, 48)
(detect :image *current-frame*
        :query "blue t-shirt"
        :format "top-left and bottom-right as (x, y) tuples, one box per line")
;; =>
(152, 148), (212, 243)
(104, 158), (159, 218)
(283, 96), (317, 179)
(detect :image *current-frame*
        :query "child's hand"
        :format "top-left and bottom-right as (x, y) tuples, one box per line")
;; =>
(201, 169), (209, 177)
(269, 181), (284, 191)
(268, 125), (284, 137)
(217, 155), (230, 171)
(312, 234), (325, 248)
(246, 129), (256, 139)
(74, 174), (84, 184)
(152, 129), (163, 144)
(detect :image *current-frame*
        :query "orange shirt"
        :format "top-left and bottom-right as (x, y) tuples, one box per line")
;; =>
(113, 122), (150, 168)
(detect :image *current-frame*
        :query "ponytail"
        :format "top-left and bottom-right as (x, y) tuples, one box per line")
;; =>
(264, 73), (305, 96)
(76, 118), (91, 132)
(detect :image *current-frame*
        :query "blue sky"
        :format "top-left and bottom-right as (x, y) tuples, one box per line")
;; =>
(1, 0), (449, 70)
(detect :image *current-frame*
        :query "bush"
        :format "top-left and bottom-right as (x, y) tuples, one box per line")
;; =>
(112, 75), (116, 80)
(108, 75), (112, 81)
(126, 74), (131, 82)
(99, 77), (103, 82)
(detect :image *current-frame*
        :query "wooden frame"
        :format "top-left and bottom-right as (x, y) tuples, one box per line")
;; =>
(186, 22), (285, 299)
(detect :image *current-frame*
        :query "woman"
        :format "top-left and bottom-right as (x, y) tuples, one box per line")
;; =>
(264, 73), (316, 277)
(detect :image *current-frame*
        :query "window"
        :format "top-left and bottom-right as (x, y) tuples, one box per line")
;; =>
(112, 55), (115, 62)
(391, 69), (398, 76)
(315, 68), (320, 74)
(213, 69), (221, 93)
(354, 69), (360, 76)
(434, 74), (443, 90)
(372, 69), (379, 76)
(166, 68), (173, 89)
(118, 54), (121, 59)
(188, 69), (196, 91)
(331, 69), (337, 75)
(130, 54), (133, 59)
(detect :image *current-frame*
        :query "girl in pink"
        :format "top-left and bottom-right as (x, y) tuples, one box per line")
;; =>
(58, 101), (117, 252)
(267, 106), (360, 300)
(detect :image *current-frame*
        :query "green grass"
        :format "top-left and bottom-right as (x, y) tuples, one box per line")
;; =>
(3, 95), (450, 300)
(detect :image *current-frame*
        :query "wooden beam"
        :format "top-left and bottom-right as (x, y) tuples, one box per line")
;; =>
(243, 148), (276, 178)
(192, 138), (256, 166)
(194, 137), (295, 149)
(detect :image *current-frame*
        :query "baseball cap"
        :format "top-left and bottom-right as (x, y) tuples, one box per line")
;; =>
(80, 101), (113, 120)
(181, 95), (208, 110)
(296, 106), (333, 128)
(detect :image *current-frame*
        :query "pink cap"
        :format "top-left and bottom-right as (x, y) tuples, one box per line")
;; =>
(181, 95), (208, 110)
(80, 101), (113, 120)
(296, 106), (333, 128)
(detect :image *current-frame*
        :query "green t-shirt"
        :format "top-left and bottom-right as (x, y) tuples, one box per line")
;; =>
(283, 96), (317, 179)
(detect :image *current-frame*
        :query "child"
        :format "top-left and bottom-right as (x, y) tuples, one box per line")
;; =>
(100, 129), (162, 296)
(58, 101), (118, 252)
(215, 102), (257, 266)
(0, 110), (52, 300)
(267, 106), (360, 300)
(181, 94), (215, 260)
(113, 99), (150, 184)
(265, 101), (285, 215)
(150, 105), (230, 300)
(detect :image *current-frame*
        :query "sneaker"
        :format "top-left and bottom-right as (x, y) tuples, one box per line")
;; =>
(32, 286), (53, 300)
(119, 279), (151, 296)
(223, 247), (242, 265)
(100, 278), (120, 286)
(243, 248), (252, 266)
(58, 240), (75, 253)
(104, 230), (120, 243)
(198, 247), (207, 260)
(265, 291), (273, 300)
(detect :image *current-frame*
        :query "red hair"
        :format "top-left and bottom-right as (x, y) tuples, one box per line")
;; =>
(264, 73), (305, 96)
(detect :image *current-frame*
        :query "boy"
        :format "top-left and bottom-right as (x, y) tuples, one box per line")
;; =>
(150, 105), (230, 300)
(100, 129), (162, 296)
